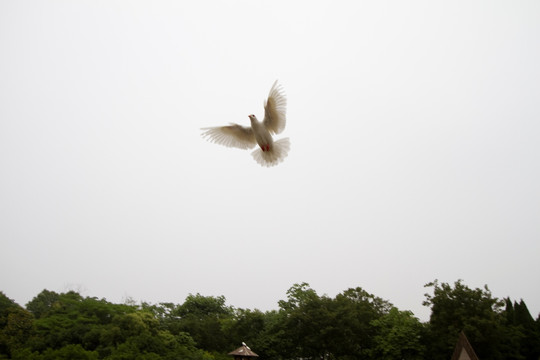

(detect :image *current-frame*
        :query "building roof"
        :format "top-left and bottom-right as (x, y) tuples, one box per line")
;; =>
(450, 331), (479, 360)
(228, 344), (259, 357)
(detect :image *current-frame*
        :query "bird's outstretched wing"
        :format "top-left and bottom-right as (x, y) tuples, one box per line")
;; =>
(201, 124), (257, 150)
(263, 80), (287, 135)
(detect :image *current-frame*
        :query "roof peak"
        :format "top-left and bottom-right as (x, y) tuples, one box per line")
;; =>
(228, 344), (259, 358)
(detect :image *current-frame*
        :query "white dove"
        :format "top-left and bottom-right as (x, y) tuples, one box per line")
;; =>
(201, 80), (290, 167)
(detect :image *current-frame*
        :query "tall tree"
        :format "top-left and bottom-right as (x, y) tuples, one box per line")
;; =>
(224, 308), (266, 350)
(330, 287), (391, 360)
(369, 307), (425, 360)
(276, 283), (333, 359)
(275, 284), (393, 360)
(505, 298), (540, 360)
(0, 292), (34, 358)
(423, 280), (516, 360)
(174, 294), (233, 353)
(26, 290), (60, 319)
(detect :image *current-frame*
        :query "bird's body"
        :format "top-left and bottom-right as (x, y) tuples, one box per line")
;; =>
(201, 80), (290, 167)
(250, 115), (273, 152)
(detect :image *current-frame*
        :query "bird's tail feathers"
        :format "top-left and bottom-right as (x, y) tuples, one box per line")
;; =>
(251, 138), (290, 167)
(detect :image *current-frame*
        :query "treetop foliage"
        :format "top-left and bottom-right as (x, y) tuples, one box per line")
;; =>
(0, 281), (539, 360)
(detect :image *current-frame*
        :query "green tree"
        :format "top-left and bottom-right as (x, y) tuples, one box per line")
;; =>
(423, 280), (517, 360)
(275, 284), (392, 360)
(26, 290), (60, 319)
(224, 308), (266, 351)
(174, 294), (233, 353)
(3, 307), (34, 350)
(0, 291), (18, 357)
(329, 287), (391, 360)
(277, 283), (333, 359)
(244, 309), (289, 360)
(0, 292), (35, 358)
(505, 298), (540, 360)
(369, 307), (425, 360)
(42, 344), (99, 360)
(7, 282), (538, 360)
(0, 292), (19, 328)
(278, 282), (319, 312)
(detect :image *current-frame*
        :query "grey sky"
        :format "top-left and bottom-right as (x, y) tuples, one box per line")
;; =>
(1, 1), (539, 321)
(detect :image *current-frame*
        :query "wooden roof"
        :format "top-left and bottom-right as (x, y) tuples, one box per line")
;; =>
(450, 331), (479, 360)
(228, 344), (259, 357)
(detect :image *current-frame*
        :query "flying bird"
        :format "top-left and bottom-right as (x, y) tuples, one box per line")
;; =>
(201, 80), (290, 167)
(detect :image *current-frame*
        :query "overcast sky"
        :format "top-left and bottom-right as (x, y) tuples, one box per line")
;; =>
(1, 1), (539, 322)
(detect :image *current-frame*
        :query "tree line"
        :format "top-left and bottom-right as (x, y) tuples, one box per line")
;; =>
(1, 280), (539, 360)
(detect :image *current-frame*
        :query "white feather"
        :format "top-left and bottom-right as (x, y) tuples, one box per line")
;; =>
(263, 80), (287, 135)
(251, 138), (290, 167)
(201, 124), (256, 150)
(201, 81), (290, 167)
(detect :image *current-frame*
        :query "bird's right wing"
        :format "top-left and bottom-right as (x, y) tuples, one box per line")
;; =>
(263, 80), (287, 135)
(201, 124), (257, 150)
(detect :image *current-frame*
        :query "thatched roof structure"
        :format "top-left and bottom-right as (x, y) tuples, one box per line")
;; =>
(228, 344), (259, 358)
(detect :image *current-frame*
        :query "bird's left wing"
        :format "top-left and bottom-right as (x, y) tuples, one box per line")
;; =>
(201, 124), (257, 150)
(263, 80), (287, 135)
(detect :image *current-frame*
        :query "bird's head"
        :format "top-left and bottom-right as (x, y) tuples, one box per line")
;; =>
(248, 114), (257, 122)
